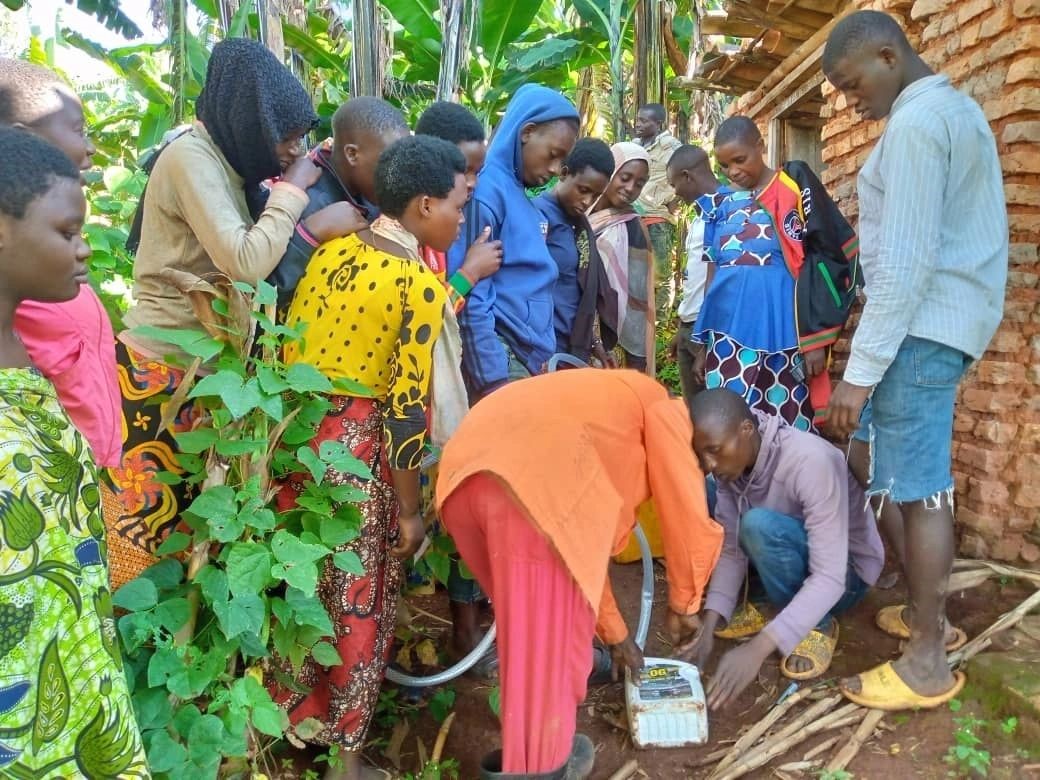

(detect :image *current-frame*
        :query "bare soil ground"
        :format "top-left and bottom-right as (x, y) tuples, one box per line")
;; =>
(286, 561), (1040, 779)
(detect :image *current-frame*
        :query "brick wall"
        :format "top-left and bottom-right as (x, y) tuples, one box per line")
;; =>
(733, 0), (1040, 563)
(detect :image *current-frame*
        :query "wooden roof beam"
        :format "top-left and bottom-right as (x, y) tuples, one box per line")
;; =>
(723, 0), (821, 40)
(701, 10), (773, 38)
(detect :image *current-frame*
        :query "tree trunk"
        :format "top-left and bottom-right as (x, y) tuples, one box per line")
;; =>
(608, 0), (625, 141)
(351, 0), (382, 97)
(635, 0), (664, 108)
(436, 0), (469, 102)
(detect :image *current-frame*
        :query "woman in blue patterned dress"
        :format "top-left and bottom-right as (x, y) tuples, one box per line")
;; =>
(694, 118), (830, 431)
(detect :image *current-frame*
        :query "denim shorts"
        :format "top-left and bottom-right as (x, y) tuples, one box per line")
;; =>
(853, 336), (972, 503)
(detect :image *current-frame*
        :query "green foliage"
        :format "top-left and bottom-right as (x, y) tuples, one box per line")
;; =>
(815, 771), (853, 780)
(944, 702), (992, 778)
(656, 319), (681, 396)
(3, 0), (142, 39)
(403, 758), (461, 780)
(18, 0), (717, 773)
(109, 281), (376, 778)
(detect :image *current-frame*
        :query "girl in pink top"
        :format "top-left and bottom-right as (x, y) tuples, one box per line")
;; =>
(0, 58), (121, 469)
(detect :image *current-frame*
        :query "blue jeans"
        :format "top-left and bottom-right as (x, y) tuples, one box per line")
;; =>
(447, 558), (483, 604)
(739, 508), (868, 632)
(853, 335), (971, 503)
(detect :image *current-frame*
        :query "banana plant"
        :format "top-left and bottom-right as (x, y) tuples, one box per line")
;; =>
(1, 0), (142, 39)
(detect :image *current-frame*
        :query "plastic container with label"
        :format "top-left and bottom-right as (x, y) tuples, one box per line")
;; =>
(624, 658), (709, 748)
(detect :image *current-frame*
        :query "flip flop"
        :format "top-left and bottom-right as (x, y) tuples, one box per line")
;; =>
(714, 602), (767, 640)
(781, 622), (839, 681)
(876, 605), (968, 651)
(840, 661), (966, 711)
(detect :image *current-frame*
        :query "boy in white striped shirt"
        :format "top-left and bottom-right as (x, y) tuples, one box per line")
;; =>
(823, 10), (1007, 711)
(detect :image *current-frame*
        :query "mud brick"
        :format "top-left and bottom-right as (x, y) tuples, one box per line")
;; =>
(1009, 513), (1037, 534)
(1009, 57), (1040, 84)
(1008, 270), (1040, 288)
(958, 442), (1012, 472)
(985, 88), (1040, 122)
(1009, 243), (1039, 265)
(910, 0), (948, 18)
(980, 2), (1015, 38)
(992, 536), (1024, 561)
(1020, 423), (1040, 449)
(986, 331), (1027, 353)
(1002, 148), (1040, 175)
(1015, 483), (1040, 509)
(1015, 0), (1040, 17)
(956, 0), (992, 24)
(985, 27), (1040, 65)
(976, 361), (1025, 383)
(1004, 122), (1040, 145)
(970, 477), (1011, 505)
(974, 420), (1020, 444)
(963, 388), (1018, 413)
(959, 533), (991, 558)
(1015, 454), (1040, 482)
(959, 505), (1005, 537)
(1007, 185), (1040, 208)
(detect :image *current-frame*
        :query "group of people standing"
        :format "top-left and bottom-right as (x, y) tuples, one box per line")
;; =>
(0, 7), (1009, 780)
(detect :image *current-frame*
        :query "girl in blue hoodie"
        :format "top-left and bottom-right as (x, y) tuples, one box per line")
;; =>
(447, 85), (580, 400)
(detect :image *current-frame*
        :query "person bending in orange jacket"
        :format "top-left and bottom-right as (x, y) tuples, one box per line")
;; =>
(436, 368), (723, 779)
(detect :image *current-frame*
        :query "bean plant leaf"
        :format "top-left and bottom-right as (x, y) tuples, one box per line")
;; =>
(225, 544), (273, 597)
(145, 728), (188, 773)
(155, 531), (191, 555)
(285, 588), (334, 634)
(113, 578), (158, 612)
(251, 701), (287, 737)
(318, 440), (373, 480)
(333, 551), (365, 575)
(213, 594), (265, 639)
(296, 446), (327, 485)
(286, 363), (334, 394)
(130, 326), (223, 362)
(310, 641), (342, 667)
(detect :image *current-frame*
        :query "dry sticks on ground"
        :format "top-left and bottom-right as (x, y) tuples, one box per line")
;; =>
(699, 558), (1040, 779)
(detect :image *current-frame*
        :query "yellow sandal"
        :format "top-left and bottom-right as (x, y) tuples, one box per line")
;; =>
(781, 622), (839, 681)
(714, 602), (767, 640)
(841, 661), (966, 711)
(876, 605), (967, 651)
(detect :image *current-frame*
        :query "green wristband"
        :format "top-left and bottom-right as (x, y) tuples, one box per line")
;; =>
(449, 270), (473, 297)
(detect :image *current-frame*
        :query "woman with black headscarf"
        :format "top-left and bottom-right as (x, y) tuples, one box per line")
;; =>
(105, 39), (326, 579)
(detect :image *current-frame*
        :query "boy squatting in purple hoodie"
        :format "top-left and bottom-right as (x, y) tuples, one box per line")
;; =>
(677, 388), (884, 709)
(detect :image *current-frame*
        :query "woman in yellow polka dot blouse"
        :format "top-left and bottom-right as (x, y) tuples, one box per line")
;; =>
(274, 136), (468, 777)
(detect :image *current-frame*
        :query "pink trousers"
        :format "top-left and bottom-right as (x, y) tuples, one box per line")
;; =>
(441, 473), (596, 773)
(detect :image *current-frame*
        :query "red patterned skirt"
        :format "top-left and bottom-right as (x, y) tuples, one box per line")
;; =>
(272, 395), (401, 751)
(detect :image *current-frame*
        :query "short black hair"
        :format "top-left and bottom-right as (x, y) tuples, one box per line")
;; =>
(375, 135), (466, 218)
(823, 11), (911, 74)
(0, 58), (68, 125)
(415, 101), (485, 145)
(639, 103), (667, 124)
(0, 127), (80, 219)
(667, 144), (710, 172)
(714, 116), (762, 148)
(564, 138), (614, 179)
(332, 96), (409, 142)
(688, 388), (755, 432)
